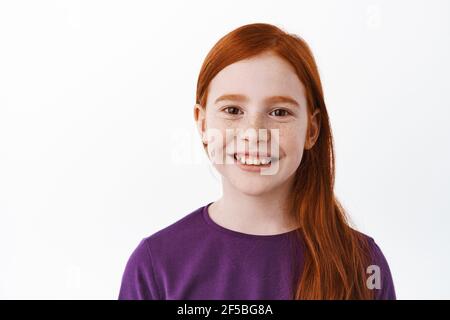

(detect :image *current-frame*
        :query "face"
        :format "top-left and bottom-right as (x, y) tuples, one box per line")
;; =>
(194, 51), (320, 197)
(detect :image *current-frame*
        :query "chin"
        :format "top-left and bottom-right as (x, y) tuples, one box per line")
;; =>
(237, 187), (272, 197)
(230, 179), (276, 196)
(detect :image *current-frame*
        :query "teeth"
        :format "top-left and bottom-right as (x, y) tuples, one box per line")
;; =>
(235, 154), (271, 166)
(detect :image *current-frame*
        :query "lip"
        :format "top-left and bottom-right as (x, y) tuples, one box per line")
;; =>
(230, 153), (278, 173)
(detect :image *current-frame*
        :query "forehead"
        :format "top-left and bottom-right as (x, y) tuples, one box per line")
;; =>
(207, 52), (306, 105)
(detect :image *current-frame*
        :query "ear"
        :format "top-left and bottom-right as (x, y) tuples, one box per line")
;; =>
(193, 103), (208, 146)
(305, 109), (321, 150)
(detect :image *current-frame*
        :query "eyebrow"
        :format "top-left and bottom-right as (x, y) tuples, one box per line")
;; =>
(214, 94), (300, 107)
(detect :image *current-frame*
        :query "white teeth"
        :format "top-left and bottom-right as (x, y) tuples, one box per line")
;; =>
(235, 154), (271, 166)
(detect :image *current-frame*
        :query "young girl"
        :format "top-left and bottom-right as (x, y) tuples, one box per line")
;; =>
(118, 23), (396, 300)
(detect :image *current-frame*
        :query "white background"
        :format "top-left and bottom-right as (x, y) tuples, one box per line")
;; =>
(1, 0), (449, 299)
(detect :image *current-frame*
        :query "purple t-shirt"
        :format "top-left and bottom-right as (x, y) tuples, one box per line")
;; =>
(118, 202), (396, 300)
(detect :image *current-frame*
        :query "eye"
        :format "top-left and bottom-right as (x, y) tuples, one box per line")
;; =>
(222, 106), (243, 115)
(269, 108), (291, 117)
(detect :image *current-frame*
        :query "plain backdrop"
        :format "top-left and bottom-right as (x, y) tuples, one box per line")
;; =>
(0, 0), (449, 299)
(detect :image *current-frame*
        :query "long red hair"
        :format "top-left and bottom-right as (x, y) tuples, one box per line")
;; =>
(195, 23), (374, 299)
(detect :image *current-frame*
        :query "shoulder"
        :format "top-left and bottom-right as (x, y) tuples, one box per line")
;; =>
(132, 203), (209, 260)
(144, 203), (208, 250)
(118, 236), (159, 299)
(118, 203), (208, 299)
(354, 230), (397, 300)
(355, 231), (392, 271)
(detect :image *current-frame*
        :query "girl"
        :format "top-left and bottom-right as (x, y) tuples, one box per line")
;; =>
(118, 23), (396, 300)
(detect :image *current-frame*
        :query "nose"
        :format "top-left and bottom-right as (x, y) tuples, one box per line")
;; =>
(237, 111), (270, 151)
(242, 110), (268, 135)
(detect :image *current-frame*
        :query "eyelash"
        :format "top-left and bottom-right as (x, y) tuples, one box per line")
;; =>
(222, 106), (292, 117)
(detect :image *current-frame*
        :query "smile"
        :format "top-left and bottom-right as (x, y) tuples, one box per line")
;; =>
(230, 153), (280, 173)
(234, 153), (272, 166)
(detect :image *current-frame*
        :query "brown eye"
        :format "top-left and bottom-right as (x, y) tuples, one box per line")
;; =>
(270, 109), (290, 117)
(223, 106), (242, 115)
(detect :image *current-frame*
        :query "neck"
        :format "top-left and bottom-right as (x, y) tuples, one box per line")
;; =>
(209, 175), (299, 236)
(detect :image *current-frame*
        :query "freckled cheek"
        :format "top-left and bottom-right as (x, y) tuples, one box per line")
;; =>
(206, 115), (243, 137)
(278, 129), (306, 160)
(204, 118), (234, 153)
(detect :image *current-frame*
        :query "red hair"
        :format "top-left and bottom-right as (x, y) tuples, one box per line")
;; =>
(195, 23), (374, 299)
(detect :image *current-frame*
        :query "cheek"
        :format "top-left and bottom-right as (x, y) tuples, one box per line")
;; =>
(205, 116), (238, 147)
(280, 126), (307, 164)
(205, 116), (234, 139)
(204, 118), (234, 164)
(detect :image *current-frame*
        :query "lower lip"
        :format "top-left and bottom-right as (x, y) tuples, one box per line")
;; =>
(232, 154), (277, 173)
